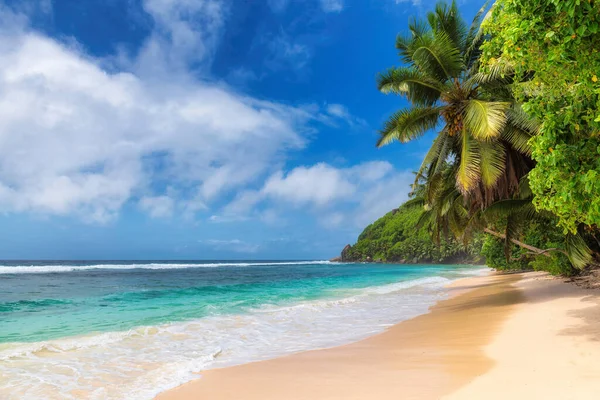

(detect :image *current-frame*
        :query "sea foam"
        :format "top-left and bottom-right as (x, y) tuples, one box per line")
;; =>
(0, 260), (333, 274)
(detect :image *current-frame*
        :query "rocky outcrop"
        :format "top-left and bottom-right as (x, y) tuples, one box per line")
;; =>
(340, 244), (352, 262)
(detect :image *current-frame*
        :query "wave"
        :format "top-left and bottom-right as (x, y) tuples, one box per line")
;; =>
(360, 276), (451, 295)
(0, 260), (333, 275)
(252, 276), (450, 315)
(453, 267), (491, 276)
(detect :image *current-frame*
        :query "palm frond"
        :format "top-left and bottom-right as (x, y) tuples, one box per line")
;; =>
(506, 105), (540, 134)
(434, 132), (453, 174)
(464, 2), (493, 69)
(448, 199), (468, 238)
(479, 141), (506, 188)
(464, 100), (510, 140)
(465, 0), (490, 50)
(439, 185), (461, 216)
(425, 170), (446, 204)
(411, 31), (464, 81)
(468, 62), (515, 87)
(397, 17), (431, 63)
(396, 21), (425, 55)
(377, 106), (442, 147)
(565, 233), (593, 269)
(518, 175), (533, 199)
(408, 16), (430, 39)
(501, 126), (532, 155)
(403, 196), (425, 210)
(483, 198), (538, 222)
(415, 208), (434, 231)
(416, 133), (451, 180)
(456, 128), (480, 193)
(376, 67), (442, 105)
(427, 0), (467, 51)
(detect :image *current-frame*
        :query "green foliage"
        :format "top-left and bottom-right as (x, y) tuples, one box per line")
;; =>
(378, 0), (535, 210)
(362, 0), (598, 276)
(481, 0), (600, 232)
(346, 202), (482, 263)
(480, 216), (577, 276)
(480, 236), (527, 270)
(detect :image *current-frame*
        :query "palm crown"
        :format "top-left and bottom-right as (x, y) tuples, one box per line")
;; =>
(377, 1), (534, 204)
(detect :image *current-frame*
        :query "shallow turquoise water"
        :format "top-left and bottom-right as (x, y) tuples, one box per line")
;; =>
(0, 260), (488, 399)
(1, 261), (479, 343)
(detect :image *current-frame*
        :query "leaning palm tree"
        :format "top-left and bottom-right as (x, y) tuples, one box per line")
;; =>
(377, 1), (534, 206)
(410, 166), (593, 270)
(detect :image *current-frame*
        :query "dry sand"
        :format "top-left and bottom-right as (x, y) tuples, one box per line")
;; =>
(156, 271), (600, 400)
(445, 272), (600, 399)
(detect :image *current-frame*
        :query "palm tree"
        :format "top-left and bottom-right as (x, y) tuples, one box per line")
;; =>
(384, 1), (594, 271)
(377, 1), (534, 206)
(409, 166), (593, 270)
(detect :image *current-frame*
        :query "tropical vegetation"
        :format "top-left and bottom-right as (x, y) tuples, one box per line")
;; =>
(357, 0), (600, 276)
(343, 200), (483, 263)
(481, 0), (600, 233)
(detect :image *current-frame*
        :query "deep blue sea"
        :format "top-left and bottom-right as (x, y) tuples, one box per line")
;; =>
(0, 260), (488, 399)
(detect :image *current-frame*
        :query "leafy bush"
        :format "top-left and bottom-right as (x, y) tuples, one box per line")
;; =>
(480, 216), (577, 276)
(482, 0), (600, 232)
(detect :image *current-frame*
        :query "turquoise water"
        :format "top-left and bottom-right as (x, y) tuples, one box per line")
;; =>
(0, 260), (488, 399)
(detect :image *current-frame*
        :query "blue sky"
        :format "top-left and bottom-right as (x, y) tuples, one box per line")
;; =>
(0, 0), (483, 260)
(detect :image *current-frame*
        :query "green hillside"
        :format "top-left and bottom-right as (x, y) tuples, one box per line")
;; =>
(340, 202), (483, 264)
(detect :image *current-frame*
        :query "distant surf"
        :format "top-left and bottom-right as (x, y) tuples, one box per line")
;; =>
(0, 260), (333, 274)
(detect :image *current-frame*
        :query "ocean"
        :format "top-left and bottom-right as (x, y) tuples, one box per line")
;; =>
(0, 260), (489, 399)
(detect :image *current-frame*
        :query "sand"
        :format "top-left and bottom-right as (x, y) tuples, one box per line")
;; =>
(445, 272), (600, 399)
(156, 272), (600, 400)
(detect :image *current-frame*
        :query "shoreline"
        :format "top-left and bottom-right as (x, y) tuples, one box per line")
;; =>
(157, 271), (600, 400)
(156, 271), (519, 400)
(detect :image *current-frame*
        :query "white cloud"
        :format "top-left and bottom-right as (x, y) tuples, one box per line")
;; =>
(348, 160), (393, 182)
(0, 2), (380, 232)
(219, 161), (414, 228)
(0, 5), (331, 222)
(326, 103), (350, 118)
(136, 0), (225, 73)
(320, 0), (344, 13)
(352, 170), (414, 227)
(200, 238), (259, 253)
(325, 103), (367, 128)
(263, 163), (355, 206)
(208, 214), (248, 223)
(139, 195), (174, 218)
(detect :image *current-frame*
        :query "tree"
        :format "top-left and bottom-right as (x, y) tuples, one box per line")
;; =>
(377, 0), (535, 207)
(373, 0), (596, 274)
(481, 0), (600, 232)
(413, 164), (593, 271)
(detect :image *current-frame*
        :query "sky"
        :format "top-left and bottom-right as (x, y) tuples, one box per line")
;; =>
(0, 0), (484, 260)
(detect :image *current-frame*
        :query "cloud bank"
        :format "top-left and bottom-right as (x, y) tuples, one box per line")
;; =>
(0, 0), (413, 233)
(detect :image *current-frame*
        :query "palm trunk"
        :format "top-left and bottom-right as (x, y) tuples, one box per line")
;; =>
(483, 228), (563, 257)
